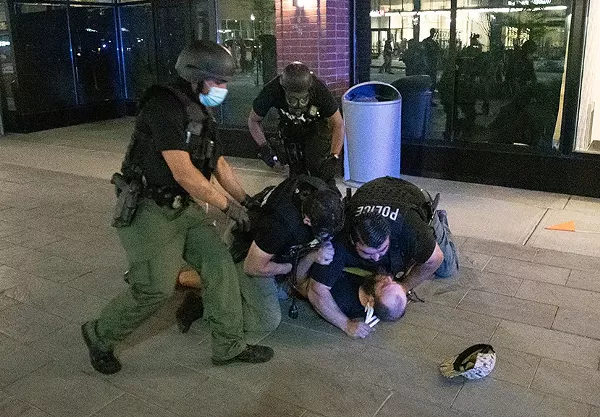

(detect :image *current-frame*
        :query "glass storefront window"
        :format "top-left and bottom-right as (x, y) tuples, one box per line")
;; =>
(12, 3), (77, 112)
(120, 3), (157, 100)
(217, 0), (276, 128)
(69, 5), (121, 104)
(155, 3), (191, 83)
(575, 0), (599, 152)
(369, 1), (571, 151)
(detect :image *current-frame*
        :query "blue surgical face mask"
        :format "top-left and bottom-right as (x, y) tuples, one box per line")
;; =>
(199, 86), (228, 107)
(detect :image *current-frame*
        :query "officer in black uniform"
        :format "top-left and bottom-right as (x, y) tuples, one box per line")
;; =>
(248, 62), (344, 183)
(175, 175), (346, 332)
(81, 40), (274, 375)
(306, 177), (459, 339)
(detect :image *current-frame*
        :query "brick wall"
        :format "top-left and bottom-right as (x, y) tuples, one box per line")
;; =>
(274, 0), (350, 97)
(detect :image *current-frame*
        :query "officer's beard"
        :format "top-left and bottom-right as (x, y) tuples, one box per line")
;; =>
(289, 105), (307, 116)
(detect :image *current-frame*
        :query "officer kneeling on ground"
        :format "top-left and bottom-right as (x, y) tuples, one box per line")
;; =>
(81, 40), (274, 375)
(305, 176), (459, 338)
(248, 62), (344, 184)
(175, 175), (345, 331)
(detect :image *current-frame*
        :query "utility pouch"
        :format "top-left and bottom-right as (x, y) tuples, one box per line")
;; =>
(111, 172), (142, 228)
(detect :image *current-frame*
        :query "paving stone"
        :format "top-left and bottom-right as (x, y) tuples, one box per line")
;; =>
(168, 370), (308, 417)
(591, 407), (600, 417)
(376, 393), (473, 417)
(90, 394), (175, 417)
(452, 377), (590, 417)
(343, 346), (463, 407)
(516, 280), (600, 313)
(10, 250), (92, 283)
(0, 343), (53, 388)
(3, 274), (106, 323)
(0, 294), (18, 311)
(0, 396), (51, 417)
(531, 358), (600, 407)
(66, 266), (128, 300)
(552, 307), (600, 340)
(256, 357), (391, 417)
(2, 229), (62, 250)
(534, 249), (600, 272)
(0, 303), (67, 343)
(484, 256), (570, 285)
(366, 322), (438, 355)
(457, 290), (557, 328)
(0, 265), (37, 292)
(462, 238), (538, 261)
(490, 320), (600, 369)
(0, 245), (35, 267)
(567, 269), (600, 293)
(459, 250), (492, 271)
(37, 238), (126, 270)
(0, 221), (24, 239)
(5, 361), (123, 417)
(260, 322), (365, 374)
(0, 191), (44, 210)
(401, 301), (500, 341)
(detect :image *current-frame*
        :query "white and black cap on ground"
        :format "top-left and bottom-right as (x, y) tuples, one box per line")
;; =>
(440, 344), (496, 380)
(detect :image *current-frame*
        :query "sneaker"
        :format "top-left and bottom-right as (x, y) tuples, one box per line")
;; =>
(81, 321), (121, 375)
(211, 344), (274, 366)
(176, 291), (204, 333)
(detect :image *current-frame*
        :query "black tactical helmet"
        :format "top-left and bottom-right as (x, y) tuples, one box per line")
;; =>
(280, 62), (313, 93)
(175, 40), (236, 83)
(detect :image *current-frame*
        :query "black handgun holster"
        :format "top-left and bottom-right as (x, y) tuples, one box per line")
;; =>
(111, 172), (142, 228)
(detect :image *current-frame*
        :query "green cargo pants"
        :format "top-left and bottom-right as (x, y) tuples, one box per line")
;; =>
(94, 198), (246, 361)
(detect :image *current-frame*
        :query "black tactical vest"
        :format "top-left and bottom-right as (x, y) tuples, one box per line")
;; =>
(121, 85), (219, 182)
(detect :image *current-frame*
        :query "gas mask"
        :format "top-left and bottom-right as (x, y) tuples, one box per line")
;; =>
(200, 86), (228, 107)
(285, 91), (310, 115)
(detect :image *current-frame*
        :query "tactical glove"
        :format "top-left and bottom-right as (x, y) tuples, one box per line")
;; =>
(317, 154), (340, 183)
(258, 143), (279, 168)
(223, 201), (250, 232)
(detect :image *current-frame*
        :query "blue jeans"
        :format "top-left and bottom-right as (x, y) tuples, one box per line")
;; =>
(431, 209), (459, 278)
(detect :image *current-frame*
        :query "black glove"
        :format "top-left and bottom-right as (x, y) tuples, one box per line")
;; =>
(258, 143), (279, 168)
(223, 201), (250, 232)
(317, 154), (340, 183)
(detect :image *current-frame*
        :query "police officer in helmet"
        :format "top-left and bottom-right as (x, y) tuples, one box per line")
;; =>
(82, 40), (274, 375)
(248, 62), (344, 184)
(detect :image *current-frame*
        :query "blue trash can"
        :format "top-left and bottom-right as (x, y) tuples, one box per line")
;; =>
(391, 75), (432, 141)
(342, 81), (402, 183)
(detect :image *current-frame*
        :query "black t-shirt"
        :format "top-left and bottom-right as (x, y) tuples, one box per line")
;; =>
(311, 177), (436, 288)
(330, 272), (365, 319)
(252, 187), (313, 258)
(252, 75), (339, 127)
(133, 81), (222, 188)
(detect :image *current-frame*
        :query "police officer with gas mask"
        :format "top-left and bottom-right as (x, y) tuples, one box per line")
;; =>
(81, 40), (274, 375)
(248, 62), (344, 184)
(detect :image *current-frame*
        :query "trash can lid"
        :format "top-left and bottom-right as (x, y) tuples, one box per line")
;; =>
(343, 81), (401, 103)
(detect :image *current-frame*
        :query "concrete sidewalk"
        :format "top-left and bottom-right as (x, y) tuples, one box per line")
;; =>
(1, 119), (600, 417)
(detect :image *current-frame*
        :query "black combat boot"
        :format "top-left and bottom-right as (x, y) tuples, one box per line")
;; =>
(176, 291), (204, 333)
(81, 321), (121, 375)
(211, 345), (275, 366)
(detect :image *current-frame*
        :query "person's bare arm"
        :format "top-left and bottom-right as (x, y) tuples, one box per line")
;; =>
(162, 150), (228, 210)
(401, 243), (444, 290)
(307, 278), (372, 338)
(213, 156), (247, 203)
(327, 110), (344, 155)
(244, 241), (292, 277)
(248, 109), (268, 147)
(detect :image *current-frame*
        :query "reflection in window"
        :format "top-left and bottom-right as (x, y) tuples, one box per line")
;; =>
(369, 1), (571, 151)
(12, 3), (76, 112)
(70, 6), (120, 104)
(120, 4), (157, 100)
(217, 0), (276, 127)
